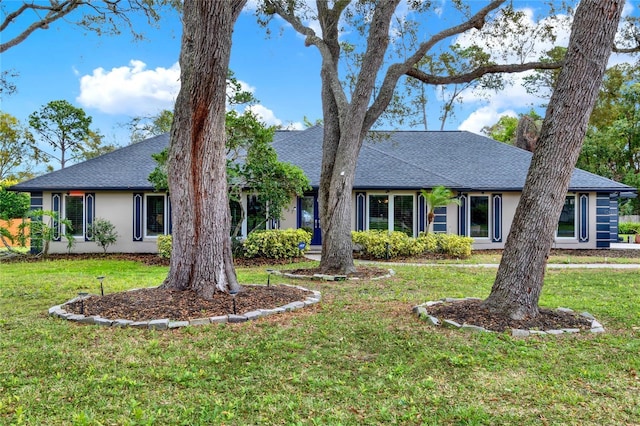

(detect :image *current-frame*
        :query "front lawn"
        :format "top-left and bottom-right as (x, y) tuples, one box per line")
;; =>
(0, 258), (638, 424)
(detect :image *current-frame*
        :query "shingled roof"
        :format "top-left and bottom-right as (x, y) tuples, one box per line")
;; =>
(11, 126), (633, 193)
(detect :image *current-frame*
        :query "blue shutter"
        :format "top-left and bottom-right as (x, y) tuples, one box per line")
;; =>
(417, 192), (426, 233)
(51, 193), (62, 241)
(356, 192), (366, 231)
(458, 194), (467, 236)
(492, 194), (502, 242)
(85, 193), (95, 241)
(579, 193), (589, 243)
(133, 193), (143, 241)
(167, 195), (172, 234)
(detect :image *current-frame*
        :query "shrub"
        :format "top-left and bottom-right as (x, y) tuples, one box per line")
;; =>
(157, 234), (172, 259)
(434, 234), (473, 258)
(618, 222), (640, 235)
(89, 218), (118, 254)
(352, 230), (473, 259)
(243, 229), (311, 259)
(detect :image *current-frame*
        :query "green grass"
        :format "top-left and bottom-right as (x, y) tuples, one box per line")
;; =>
(1, 258), (639, 425)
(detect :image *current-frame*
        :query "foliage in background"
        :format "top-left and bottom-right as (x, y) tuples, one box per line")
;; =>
(351, 230), (473, 259)
(27, 100), (112, 170)
(243, 229), (311, 259)
(89, 218), (118, 254)
(0, 112), (41, 180)
(128, 109), (174, 144)
(0, 180), (29, 220)
(618, 221), (640, 235)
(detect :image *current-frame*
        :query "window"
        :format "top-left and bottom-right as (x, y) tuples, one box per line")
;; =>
(230, 199), (242, 236)
(368, 194), (415, 235)
(469, 195), (489, 238)
(393, 195), (414, 236)
(247, 195), (267, 233)
(65, 195), (84, 237)
(145, 195), (165, 237)
(369, 195), (389, 231)
(557, 196), (576, 238)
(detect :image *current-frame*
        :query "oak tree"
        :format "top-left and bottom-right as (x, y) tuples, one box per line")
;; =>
(483, 0), (624, 319)
(159, 0), (247, 298)
(262, 0), (563, 274)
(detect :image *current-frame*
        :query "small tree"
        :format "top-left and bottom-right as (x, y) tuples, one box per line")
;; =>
(420, 186), (460, 234)
(17, 210), (73, 257)
(89, 219), (118, 254)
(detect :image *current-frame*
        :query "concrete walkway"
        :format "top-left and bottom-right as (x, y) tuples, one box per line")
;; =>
(304, 247), (640, 269)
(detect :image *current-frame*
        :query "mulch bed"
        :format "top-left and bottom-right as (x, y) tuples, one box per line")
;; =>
(6, 250), (619, 331)
(424, 299), (593, 333)
(63, 285), (312, 322)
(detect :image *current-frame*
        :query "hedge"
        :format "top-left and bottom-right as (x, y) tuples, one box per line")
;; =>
(243, 229), (311, 259)
(351, 230), (473, 259)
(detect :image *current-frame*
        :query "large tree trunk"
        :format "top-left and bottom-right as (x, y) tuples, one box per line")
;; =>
(483, 0), (624, 319)
(160, 0), (246, 299)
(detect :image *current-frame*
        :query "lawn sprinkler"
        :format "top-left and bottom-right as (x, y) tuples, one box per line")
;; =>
(96, 276), (105, 296)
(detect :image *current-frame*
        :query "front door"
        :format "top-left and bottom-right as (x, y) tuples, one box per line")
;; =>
(299, 195), (321, 245)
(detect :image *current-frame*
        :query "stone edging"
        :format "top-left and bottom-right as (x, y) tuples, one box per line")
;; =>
(48, 284), (321, 330)
(412, 297), (605, 337)
(267, 268), (395, 281)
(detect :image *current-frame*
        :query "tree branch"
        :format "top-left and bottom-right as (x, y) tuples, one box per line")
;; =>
(406, 61), (563, 85)
(1, 1), (84, 53)
(364, 0), (506, 130)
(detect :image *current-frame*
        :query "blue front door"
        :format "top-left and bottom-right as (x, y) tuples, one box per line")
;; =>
(299, 195), (321, 245)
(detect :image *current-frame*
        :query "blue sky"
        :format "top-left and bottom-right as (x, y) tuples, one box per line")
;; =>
(2, 1), (638, 161)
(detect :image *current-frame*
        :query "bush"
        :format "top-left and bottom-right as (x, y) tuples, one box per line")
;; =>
(157, 234), (172, 259)
(352, 230), (473, 259)
(618, 222), (640, 235)
(243, 229), (311, 259)
(89, 218), (118, 253)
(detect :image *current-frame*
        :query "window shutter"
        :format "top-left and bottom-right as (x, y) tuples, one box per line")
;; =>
(85, 193), (95, 241)
(458, 194), (467, 236)
(167, 195), (172, 234)
(51, 193), (62, 241)
(492, 194), (502, 242)
(579, 193), (589, 242)
(133, 193), (143, 241)
(356, 192), (366, 231)
(417, 192), (425, 233)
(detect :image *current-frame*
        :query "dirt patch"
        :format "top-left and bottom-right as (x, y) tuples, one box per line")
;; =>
(63, 285), (312, 322)
(423, 299), (593, 332)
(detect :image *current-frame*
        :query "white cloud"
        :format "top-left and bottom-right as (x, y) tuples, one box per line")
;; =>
(458, 107), (517, 134)
(246, 104), (304, 129)
(76, 60), (180, 116)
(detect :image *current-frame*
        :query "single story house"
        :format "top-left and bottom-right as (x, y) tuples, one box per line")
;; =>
(10, 125), (635, 253)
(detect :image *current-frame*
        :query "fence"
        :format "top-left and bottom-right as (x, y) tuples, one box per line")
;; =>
(0, 219), (29, 247)
(619, 215), (640, 223)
